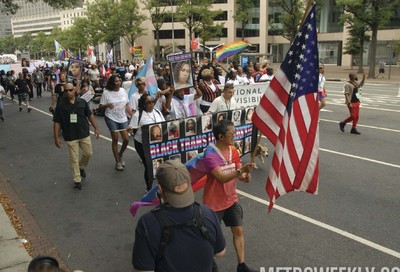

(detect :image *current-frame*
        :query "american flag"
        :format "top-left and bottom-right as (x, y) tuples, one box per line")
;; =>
(252, 4), (319, 211)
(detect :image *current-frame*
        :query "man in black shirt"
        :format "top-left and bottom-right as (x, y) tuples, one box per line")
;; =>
(53, 83), (100, 190)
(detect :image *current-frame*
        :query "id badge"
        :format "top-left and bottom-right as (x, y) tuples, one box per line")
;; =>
(70, 114), (77, 123)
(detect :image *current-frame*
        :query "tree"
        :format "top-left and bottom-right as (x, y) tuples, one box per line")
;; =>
(117, 0), (146, 61)
(233, 0), (254, 41)
(15, 33), (32, 52)
(337, 0), (400, 78)
(270, 0), (324, 43)
(341, 14), (370, 72)
(0, 35), (17, 54)
(270, 0), (305, 43)
(141, 0), (168, 62)
(175, 0), (223, 55)
(85, 0), (125, 62)
(1, 0), (79, 15)
(64, 17), (91, 57)
(29, 32), (48, 59)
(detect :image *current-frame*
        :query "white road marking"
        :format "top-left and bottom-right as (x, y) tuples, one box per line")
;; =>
(237, 189), (400, 259)
(320, 119), (400, 133)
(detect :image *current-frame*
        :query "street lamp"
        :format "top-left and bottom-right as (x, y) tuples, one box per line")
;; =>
(199, 43), (225, 60)
(169, 0), (175, 53)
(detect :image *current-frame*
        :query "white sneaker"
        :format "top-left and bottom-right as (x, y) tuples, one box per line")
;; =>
(115, 162), (124, 171)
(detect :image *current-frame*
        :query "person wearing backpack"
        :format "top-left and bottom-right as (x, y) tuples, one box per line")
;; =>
(129, 93), (165, 191)
(132, 160), (226, 272)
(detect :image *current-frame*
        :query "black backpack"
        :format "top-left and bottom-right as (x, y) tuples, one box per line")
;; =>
(151, 202), (214, 268)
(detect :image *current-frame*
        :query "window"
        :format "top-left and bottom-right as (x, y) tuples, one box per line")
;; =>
(236, 28), (259, 37)
(215, 11), (228, 21)
(156, 29), (185, 39)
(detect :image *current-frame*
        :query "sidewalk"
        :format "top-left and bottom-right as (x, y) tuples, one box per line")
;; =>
(0, 204), (31, 272)
(322, 64), (400, 83)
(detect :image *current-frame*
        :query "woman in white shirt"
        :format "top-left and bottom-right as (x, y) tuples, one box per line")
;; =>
(99, 75), (133, 171)
(129, 93), (165, 191)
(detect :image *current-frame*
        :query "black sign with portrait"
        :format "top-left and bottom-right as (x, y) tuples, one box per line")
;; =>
(141, 107), (258, 181)
(167, 52), (194, 91)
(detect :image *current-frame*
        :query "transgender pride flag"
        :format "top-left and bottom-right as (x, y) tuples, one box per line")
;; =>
(128, 55), (158, 101)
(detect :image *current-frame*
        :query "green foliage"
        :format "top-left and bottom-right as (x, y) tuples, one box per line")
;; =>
(0, 35), (17, 54)
(270, 0), (324, 42)
(233, 0), (254, 40)
(336, 0), (400, 77)
(175, 0), (223, 53)
(1, 0), (79, 15)
(141, 0), (166, 61)
(270, 0), (304, 42)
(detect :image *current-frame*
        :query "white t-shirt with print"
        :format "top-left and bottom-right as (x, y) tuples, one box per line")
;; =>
(100, 88), (129, 123)
(169, 94), (196, 120)
(129, 91), (144, 112)
(130, 109), (165, 143)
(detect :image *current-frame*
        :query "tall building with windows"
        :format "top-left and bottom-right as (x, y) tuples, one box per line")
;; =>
(129, 0), (399, 66)
(0, 4), (12, 37)
(9, 0), (84, 37)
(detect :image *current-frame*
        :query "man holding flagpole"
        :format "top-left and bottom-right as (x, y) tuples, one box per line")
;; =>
(252, 3), (320, 210)
(186, 120), (256, 272)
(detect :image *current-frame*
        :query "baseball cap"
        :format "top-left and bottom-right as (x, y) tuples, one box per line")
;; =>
(156, 160), (194, 208)
(129, 65), (134, 71)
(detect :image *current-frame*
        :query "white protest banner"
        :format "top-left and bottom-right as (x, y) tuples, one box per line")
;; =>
(233, 82), (269, 108)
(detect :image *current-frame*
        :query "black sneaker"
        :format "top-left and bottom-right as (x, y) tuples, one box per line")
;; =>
(339, 122), (345, 132)
(19, 107), (22, 112)
(350, 128), (361, 135)
(237, 263), (257, 272)
(27, 108), (31, 113)
(74, 182), (82, 190)
(80, 169), (86, 178)
(0, 116), (4, 121)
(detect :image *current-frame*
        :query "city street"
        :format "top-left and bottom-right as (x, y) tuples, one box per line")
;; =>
(0, 81), (399, 272)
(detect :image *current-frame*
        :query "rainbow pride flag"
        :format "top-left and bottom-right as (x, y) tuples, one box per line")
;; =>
(216, 40), (251, 61)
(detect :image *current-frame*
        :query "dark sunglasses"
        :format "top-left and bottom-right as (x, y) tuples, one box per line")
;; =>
(64, 88), (74, 92)
(138, 82), (146, 86)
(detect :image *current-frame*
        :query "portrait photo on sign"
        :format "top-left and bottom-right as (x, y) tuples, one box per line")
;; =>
(202, 115), (213, 133)
(245, 136), (252, 153)
(170, 59), (193, 90)
(217, 112), (228, 122)
(186, 150), (198, 162)
(21, 58), (30, 67)
(167, 121), (180, 140)
(169, 154), (181, 162)
(234, 140), (243, 156)
(185, 118), (197, 136)
(232, 110), (242, 126)
(67, 59), (84, 82)
(152, 158), (164, 175)
(246, 107), (254, 123)
(149, 124), (163, 143)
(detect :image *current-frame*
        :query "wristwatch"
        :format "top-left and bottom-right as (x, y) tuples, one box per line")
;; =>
(236, 169), (242, 177)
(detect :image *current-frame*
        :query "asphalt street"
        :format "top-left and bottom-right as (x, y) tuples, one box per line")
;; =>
(0, 81), (399, 272)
